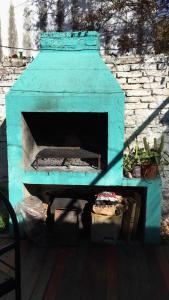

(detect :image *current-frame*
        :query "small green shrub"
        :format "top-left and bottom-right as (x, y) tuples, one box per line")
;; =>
(0, 215), (6, 230)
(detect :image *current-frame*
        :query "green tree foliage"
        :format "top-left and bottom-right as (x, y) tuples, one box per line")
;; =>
(69, 0), (169, 54)
(71, 1), (114, 31)
(56, 0), (64, 32)
(37, 0), (48, 31)
(8, 1), (18, 56)
(71, 0), (79, 30)
(154, 16), (169, 54)
(23, 7), (32, 57)
(111, 0), (169, 54)
(27, 0), (169, 54)
(28, 0), (64, 34)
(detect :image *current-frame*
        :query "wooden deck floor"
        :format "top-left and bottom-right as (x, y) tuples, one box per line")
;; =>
(1, 239), (169, 300)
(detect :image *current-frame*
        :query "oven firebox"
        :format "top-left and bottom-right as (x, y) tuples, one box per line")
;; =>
(22, 112), (108, 171)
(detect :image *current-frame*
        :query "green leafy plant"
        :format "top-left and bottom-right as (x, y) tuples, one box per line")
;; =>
(123, 152), (134, 177)
(0, 215), (6, 231)
(141, 136), (165, 165)
(123, 136), (169, 178)
(123, 140), (141, 177)
(0, 203), (8, 232)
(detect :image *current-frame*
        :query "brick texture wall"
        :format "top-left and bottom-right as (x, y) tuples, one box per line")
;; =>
(0, 58), (29, 190)
(105, 54), (169, 217)
(0, 55), (169, 216)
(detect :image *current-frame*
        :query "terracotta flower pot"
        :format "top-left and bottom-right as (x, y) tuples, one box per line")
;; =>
(141, 164), (158, 179)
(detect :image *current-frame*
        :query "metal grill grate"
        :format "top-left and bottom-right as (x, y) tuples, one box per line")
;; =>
(32, 147), (101, 170)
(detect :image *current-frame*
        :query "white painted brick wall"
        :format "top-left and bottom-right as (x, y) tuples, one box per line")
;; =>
(0, 58), (29, 188)
(128, 77), (154, 83)
(117, 71), (142, 78)
(126, 90), (152, 96)
(105, 54), (169, 216)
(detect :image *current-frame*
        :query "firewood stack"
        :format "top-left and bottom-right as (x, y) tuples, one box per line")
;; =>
(92, 192), (127, 216)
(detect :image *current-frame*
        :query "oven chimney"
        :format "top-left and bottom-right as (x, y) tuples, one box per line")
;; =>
(40, 31), (100, 51)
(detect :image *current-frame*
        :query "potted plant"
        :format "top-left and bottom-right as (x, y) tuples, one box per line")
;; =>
(123, 136), (169, 179)
(123, 140), (142, 178)
(131, 139), (142, 178)
(140, 136), (168, 179)
(123, 152), (133, 178)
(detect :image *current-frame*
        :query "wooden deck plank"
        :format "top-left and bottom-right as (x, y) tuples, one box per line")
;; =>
(106, 246), (118, 300)
(42, 247), (72, 300)
(155, 246), (169, 294)
(117, 245), (153, 300)
(54, 247), (82, 300)
(20, 243), (47, 300)
(89, 245), (107, 300)
(145, 246), (169, 300)
(76, 242), (95, 300)
(117, 245), (135, 300)
(129, 245), (152, 300)
(78, 243), (107, 300)
(30, 247), (57, 300)
(30, 248), (56, 300)
(55, 243), (89, 300)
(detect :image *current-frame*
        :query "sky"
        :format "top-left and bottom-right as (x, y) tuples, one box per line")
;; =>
(0, 0), (27, 55)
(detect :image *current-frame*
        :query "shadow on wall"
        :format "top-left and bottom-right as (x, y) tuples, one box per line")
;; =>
(159, 106), (169, 218)
(0, 120), (8, 191)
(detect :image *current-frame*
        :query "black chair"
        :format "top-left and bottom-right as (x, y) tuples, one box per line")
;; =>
(0, 191), (21, 299)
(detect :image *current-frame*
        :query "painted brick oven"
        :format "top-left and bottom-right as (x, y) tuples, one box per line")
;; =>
(6, 32), (161, 243)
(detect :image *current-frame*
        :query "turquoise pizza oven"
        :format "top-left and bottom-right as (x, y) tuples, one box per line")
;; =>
(6, 32), (161, 243)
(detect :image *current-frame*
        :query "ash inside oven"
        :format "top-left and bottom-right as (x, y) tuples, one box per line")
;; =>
(32, 147), (101, 171)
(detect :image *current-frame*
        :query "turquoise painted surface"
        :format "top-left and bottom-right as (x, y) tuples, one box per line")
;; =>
(6, 94), (124, 187)
(123, 177), (162, 243)
(10, 32), (122, 94)
(5, 31), (161, 243)
(40, 31), (100, 51)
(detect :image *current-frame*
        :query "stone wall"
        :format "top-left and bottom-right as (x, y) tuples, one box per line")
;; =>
(0, 55), (169, 216)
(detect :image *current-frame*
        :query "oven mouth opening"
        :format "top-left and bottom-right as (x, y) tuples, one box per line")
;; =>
(22, 112), (108, 172)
